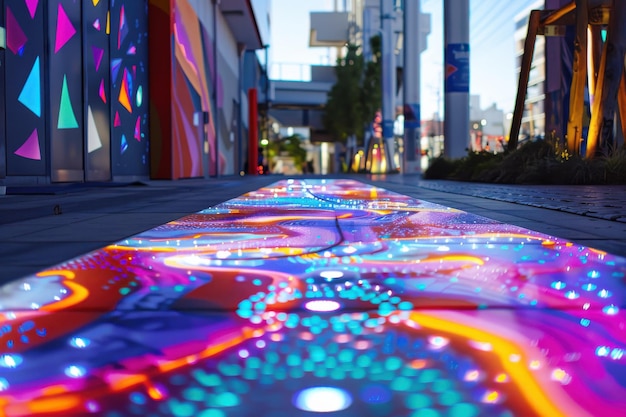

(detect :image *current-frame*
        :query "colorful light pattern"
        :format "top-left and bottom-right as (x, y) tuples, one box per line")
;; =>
(54, 3), (76, 54)
(0, 179), (625, 417)
(13, 129), (41, 160)
(18, 57), (41, 117)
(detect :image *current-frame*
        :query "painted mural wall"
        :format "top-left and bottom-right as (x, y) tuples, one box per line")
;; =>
(149, 0), (241, 179)
(2, 0), (148, 182)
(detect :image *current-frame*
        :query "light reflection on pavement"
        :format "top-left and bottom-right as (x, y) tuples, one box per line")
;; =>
(0, 179), (625, 417)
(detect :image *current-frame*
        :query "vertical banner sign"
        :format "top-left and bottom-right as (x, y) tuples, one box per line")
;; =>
(445, 43), (469, 93)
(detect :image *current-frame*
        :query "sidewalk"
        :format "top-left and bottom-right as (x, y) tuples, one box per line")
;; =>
(1, 175), (626, 417)
(1, 174), (625, 284)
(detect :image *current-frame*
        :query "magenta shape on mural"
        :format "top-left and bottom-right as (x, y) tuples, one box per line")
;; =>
(92, 46), (104, 71)
(117, 5), (129, 50)
(127, 44), (136, 55)
(15, 129), (41, 160)
(6, 7), (28, 55)
(99, 79), (107, 103)
(93, 18), (101, 31)
(135, 116), (141, 141)
(54, 3), (77, 53)
(25, 0), (39, 19)
(114, 111), (121, 127)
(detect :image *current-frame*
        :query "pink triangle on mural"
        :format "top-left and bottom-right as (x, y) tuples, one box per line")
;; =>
(92, 46), (104, 71)
(25, 0), (39, 19)
(99, 79), (107, 103)
(114, 111), (121, 127)
(134, 116), (141, 141)
(15, 129), (41, 160)
(54, 3), (77, 53)
(6, 7), (28, 55)
(93, 18), (101, 31)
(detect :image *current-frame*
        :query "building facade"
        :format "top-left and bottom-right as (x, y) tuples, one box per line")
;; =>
(0, 0), (268, 188)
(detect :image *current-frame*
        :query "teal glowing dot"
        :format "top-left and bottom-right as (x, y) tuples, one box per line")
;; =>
(565, 291), (579, 299)
(356, 355), (372, 367)
(352, 367), (366, 379)
(603, 305), (619, 315)
(182, 387), (205, 402)
(598, 289), (612, 298)
(580, 318), (591, 327)
(390, 376), (412, 391)
(411, 409), (441, 417)
(398, 301), (414, 310)
(119, 287), (131, 295)
(438, 390), (462, 406)
(174, 285), (185, 292)
(449, 403), (479, 417)
(432, 379), (453, 393)
(188, 275), (197, 281)
(191, 369), (222, 387)
(596, 346), (610, 357)
(253, 279), (262, 286)
(0, 378), (8, 391)
(384, 357), (402, 371)
(287, 354), (302, 367)
(168, 400), (196, 417)
(418, 369), (440, 383)
(150, 285), (159, 291)
(551, 281), (566, 290)
(588, 270), (600, 278)
(338, 349), (355, 363)
(406, 393), (432, 409)
(214, 392), (239, 407)
(582, 283), (597, 291)
(236, 309), (253, 319)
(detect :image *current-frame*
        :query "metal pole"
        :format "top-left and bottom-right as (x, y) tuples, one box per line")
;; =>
(403, 0), (421, 174)
(213, 0), (220, 177)
(381, 0), (397, 172)
(443, 0), (470, 158)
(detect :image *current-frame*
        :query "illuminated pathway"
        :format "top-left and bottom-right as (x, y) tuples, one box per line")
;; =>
(1, 179), (625, 417)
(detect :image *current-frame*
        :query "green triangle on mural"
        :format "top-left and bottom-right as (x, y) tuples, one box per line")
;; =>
(58, 75), (79, 129)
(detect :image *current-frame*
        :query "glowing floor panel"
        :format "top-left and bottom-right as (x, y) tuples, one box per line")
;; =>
(1, 179), (625, 417)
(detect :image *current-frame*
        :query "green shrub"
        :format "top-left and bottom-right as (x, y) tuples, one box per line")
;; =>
(423, 139), (626, 185)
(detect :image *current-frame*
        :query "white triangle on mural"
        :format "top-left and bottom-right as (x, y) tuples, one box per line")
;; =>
(87, 106), (103, 153)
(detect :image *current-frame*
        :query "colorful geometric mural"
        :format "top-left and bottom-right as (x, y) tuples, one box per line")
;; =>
(5, 0), (46, 175)
(2, 0), (148, 181)
(0, 179), (625, 416)
(110, 1), (149, 174)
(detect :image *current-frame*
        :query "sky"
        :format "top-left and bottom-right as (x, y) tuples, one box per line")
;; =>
(269, 0), (537, 119)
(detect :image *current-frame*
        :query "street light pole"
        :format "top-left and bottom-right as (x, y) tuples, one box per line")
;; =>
(403, 0), (421, 174)
(443, 0), (470, 158)
(381, 0), (397, 172)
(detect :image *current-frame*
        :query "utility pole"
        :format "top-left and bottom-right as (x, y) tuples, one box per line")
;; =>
(403, 0), (421, 174)
(381, 0), (397, 172)
(443, 0), (470, 158)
